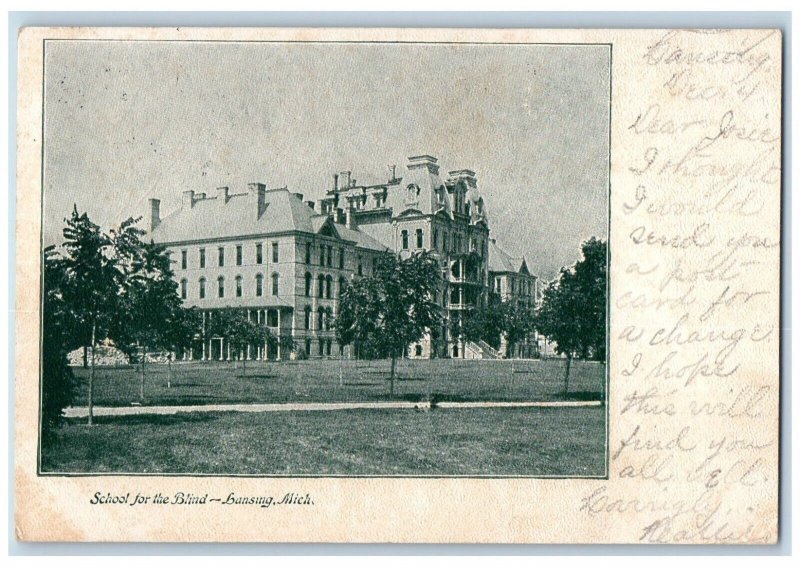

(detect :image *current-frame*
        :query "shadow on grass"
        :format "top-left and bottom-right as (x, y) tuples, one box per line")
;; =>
(65, 412), (218, 427)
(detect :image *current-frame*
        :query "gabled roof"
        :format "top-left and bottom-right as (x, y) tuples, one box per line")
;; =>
(334, 222), (390, 252)
(488, 239), (533, 277)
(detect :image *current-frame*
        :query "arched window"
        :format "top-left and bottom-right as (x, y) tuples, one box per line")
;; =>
(180, 278), (188, 300)
(339, 249), (345, 270)
(416, 228), (423, 249)
(339, 276), (347, 295)
(199, 277), (206, 299)
(325, 275), (333, 299)
(305, 242), (312, 264)
(305, 272), (312, 297)
(317, 307), (324, 330)
(235, 275), (243, 297)
(271, 273), (279, 296)
(217, 276), (225, 298)
(401, 230), (409, 250)
(304, 306), (311, 330)
(318, 274), (325, 298)
(255, 274), (263, 297)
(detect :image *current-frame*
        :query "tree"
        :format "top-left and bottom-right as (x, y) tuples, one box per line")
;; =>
(207, 308), (275, 376)
(536, 238), (607, 397)
(59, 206), (120, 425)
(458, 295), (536, 358)
(41, 246), (78, 441)
(114, 231), (187, 401)
(335, 250), (442, 396)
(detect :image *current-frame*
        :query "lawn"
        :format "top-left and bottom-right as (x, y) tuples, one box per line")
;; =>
(41, 406), (606, 476)
(70, 358), (605, 407)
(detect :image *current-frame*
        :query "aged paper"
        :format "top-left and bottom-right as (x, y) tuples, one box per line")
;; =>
(15, 27), (781, 543)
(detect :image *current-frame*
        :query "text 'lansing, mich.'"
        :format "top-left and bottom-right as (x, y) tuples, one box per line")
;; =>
(90, 492), (315, 508)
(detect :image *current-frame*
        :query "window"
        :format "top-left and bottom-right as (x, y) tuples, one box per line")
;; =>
(415, 345), (423, 357)
(255, 274), (263, 297)
(180, 278), (187, 300)
(318, 274), (325, 298)
(319, 245), (325, 266)
(357, 256), (363, 276)
(236, 245), (242, 266)
(339, 249), (345, 270)
(304, 306), (311, 330)
(433, 229), (439, 250)
(271, 273), (279, 295)
(272, 242), (279, 263)
(416, 228), (423, 249)
(305, 272), (313, 297)
(443, 232), (449, 253)
(305, 339), (312, 357)
(317, 307), (324, 330)
(401, 230), (409, 250)
(199, 248), (206, 268)
(319, 338), (324, 356)
(339, 276), (347, 296)
(181, 250), (187, 270)
(218, 247), (225, 267)
(326, 275), (333, 299)
(305, 242), (312, 264)
(217, 276), (225, 298)
(235, 275), (242, 297)
(199, 278), (206, 299)
(327, 246), (333, 267)
(267, 309), (278, 327)
(326, 340), (332, 356)
(256, 243), (263, 264)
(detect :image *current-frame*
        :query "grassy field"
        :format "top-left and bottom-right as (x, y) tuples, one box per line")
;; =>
(42, 406), (606, 476)
(70, 358), (605, 407)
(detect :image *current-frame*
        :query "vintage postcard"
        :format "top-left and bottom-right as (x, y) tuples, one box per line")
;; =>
(15, 27), (782, 543)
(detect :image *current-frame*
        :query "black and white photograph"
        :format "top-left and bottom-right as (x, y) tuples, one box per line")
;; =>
(39, 40), (610, 477)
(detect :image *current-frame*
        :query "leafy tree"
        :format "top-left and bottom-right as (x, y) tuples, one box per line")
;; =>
(207, 308), (275, 376)
(335, 250), (442, 396)
(536, 238), (607, 397)
(113, 231), (187, 401)
(41, 246), (78, 441)
(457, 295), (536, 358)
(59, 206), (120, 425)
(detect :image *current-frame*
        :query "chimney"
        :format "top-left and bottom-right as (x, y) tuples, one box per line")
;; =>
(305, 201), (315, 210)
(248, 182), (267, 218)
(340, 171), (351, 189)
(181, 190), (195, 209)
(346, 201), (356, 230)
(216, 186), (229, 204)
(335, 207), (346, 224)
(148, 198), (161, 232)
(333, 173), (340, 191)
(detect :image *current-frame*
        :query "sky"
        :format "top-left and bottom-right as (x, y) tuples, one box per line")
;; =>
(43, 40), (609, 281)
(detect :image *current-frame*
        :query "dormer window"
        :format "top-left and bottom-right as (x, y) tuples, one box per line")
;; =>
(406, 184), (420, 202)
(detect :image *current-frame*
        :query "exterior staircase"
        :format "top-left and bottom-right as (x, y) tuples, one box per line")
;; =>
(465, 339), (502, 360)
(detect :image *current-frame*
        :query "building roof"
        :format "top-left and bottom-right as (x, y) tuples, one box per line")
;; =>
(151, 186), (388, 252)
(488, 239), (533, 277)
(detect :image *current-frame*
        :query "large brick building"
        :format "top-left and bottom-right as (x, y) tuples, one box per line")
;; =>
(148, 155), (536, 361)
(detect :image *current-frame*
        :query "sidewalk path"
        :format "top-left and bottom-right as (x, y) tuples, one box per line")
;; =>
(63, 399), (602, 418)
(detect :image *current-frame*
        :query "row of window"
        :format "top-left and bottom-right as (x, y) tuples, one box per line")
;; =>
(303, 306), (334, 331)
(180, 273), (280, 300)
(493, 277), (535, 297)
(304, 242), (346, 269)
(400, 226), (485, 257)
(304, 273), (348, 299)
(179, 242), (279, 270)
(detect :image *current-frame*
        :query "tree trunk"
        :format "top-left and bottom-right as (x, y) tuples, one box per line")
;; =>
(564, 354), (572, 399)
(167, 353), (172, 388)
(242, 353), (246, 377)
(389, 355), (396, 397)
(88, 322), (96, 426)
(139, 346), (146, 401)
